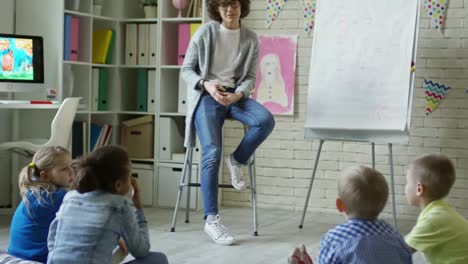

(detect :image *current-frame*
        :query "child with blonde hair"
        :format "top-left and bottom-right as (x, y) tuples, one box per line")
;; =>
(319, 165), (412, 264)
(8, 146), (73, 263)
(47, 145), (167, 264)
(405, 154), (468, 263)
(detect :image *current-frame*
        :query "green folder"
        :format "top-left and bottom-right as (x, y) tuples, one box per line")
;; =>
(136, 69), (148, 112)
(105, 30), (115, 64)
(98, 68), (108, 111)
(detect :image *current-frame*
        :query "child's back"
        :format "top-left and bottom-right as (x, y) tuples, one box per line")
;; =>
(9, 189), (67, 262)
(47, 190), (150, 264)
(320, 218), (411, 263)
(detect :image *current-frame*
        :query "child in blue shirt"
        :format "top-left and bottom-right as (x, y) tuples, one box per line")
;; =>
(47, 145), (167, 264)
(8, 146), (73, 263)
(319, 165), (412, 264)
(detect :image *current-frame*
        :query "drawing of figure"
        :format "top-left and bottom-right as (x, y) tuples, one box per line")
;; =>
(2, 50), (13, 72)
(256, 53), (288, 107)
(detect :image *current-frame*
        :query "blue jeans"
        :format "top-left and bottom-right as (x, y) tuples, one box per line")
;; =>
(194, 92), (275, 216)
(125, 252), (168, 264)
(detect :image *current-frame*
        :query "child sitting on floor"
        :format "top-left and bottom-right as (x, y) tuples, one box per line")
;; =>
(405, 154), (468, 263)
(318, 165), (412, 264)
(8, 146), (73, 263)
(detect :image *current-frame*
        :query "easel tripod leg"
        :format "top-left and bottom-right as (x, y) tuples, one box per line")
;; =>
(299, 140), (324, 229)
(388, 143), (397, 228)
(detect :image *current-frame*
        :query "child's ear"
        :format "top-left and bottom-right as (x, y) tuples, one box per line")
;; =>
(113, 180), (122, 194)
(416, 182), (426, 196)
(39, 171), (49, 181)
(336, 198), (346, 213)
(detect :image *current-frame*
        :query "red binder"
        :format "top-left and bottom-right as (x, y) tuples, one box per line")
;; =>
(178, 24), (190, 65)
(70, 17), (79, 61)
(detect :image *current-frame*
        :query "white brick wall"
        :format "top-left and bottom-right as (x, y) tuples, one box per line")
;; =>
(222, 0), (468, 220)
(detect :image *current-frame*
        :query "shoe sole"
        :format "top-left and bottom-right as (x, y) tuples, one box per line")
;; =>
(204, 227), (235, 246)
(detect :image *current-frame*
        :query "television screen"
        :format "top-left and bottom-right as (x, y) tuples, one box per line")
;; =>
(0, 34), (44, 83)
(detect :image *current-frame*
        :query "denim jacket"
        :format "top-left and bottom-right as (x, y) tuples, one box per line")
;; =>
(47, 190), (151, 264)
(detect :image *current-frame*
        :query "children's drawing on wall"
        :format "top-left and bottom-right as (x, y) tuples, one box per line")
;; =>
(254, 34), (297, 115)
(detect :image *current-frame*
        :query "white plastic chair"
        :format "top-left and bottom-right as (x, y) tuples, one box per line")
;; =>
(0, 97), (81, 156)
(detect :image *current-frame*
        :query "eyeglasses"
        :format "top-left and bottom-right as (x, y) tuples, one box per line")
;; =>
(219, 1), (240, 11)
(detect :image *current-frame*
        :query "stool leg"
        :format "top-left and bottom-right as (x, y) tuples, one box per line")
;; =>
(185, 147), (194, 223)
(171, 147), (192, 232)
(249, 153), (258, 236)
(244, 124), (258, 236)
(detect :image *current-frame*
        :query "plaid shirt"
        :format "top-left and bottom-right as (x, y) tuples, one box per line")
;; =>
(319, 218), (412, 264)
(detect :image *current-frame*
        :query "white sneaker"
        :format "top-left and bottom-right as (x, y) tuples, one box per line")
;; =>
(225, 155), (247, 190)
(204, 214), (235, 245)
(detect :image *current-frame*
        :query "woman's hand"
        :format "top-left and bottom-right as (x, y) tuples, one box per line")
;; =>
(223, 92), (243, 105)
(130, 178), (143, 210)
(204, 81), (228, 105)
(117, 239), (129, 256)
(204, 81), (243, 106)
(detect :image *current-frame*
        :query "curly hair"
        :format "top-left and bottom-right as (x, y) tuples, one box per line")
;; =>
(206, 0), (251, 23)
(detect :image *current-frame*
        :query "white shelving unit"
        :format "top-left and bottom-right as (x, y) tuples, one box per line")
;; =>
(10, 0), (206, 209)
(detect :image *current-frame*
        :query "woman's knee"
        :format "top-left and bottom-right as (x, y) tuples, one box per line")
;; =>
(260, 111), (275, 133)
(148, 252), (168, 264)
(201, 145), (222, 164)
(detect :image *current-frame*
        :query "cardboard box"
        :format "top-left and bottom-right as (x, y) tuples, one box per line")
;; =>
(121, 115), (154, 158)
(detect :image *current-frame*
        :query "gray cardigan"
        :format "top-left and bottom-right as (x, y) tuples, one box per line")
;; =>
(180, 20), (259, 147)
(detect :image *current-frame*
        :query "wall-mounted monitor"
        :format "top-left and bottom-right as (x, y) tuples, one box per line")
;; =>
(0, 33), (44, 83)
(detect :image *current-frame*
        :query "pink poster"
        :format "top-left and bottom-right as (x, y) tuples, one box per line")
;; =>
(254, 34), (297, 115)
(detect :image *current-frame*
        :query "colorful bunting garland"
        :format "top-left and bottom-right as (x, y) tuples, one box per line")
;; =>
(266, 0), (287, 28)
(266, 0), (317, 32)
(424, 79), (450, 115)
(423, 0), (448, 30)
(301, 0), (316, 32)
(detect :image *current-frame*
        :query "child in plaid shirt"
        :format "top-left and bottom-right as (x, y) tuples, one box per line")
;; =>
(318, 165), (412, 264)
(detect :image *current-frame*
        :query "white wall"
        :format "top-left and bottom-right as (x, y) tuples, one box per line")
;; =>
(222, 0), (468, 220)
(0, 0), (14, 206)
(0, 0), (14, 33)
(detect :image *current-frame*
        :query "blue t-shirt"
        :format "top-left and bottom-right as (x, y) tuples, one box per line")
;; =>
(8, 188), (67, 263)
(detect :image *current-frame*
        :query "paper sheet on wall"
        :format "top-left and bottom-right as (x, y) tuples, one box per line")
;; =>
(306, 0), (418, 131)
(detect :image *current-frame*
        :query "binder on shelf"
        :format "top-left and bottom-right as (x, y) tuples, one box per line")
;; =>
(91, 68), (99, 111)
(137, 24), (148, 65)
(148, 70), (156, 112)
(148, 23), (157, 65)
(64, 15), (72, 60)
(190, 23), (201, 37)
(103, 125), (113, 146)
(125, 24), (137, 65)
(92, 29), (113, 64)
(105, 30), (115, 64)
(178, 75), (187, 113)
(98, 68), (108, 111)
(72, 121), (86, 158)
(70, 17), (80, 61)
(178, 24), (190, 65)
(90, 123), (112, 151)
(136, 69), (148, 112)
(90, 123), (103, 151)
(159, 117), (184, 160)
(98, 124), (112, 148)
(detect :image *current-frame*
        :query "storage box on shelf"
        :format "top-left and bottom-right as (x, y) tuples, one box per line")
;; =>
(121, 115), (154, 159)
(132, 162), (154, 207)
